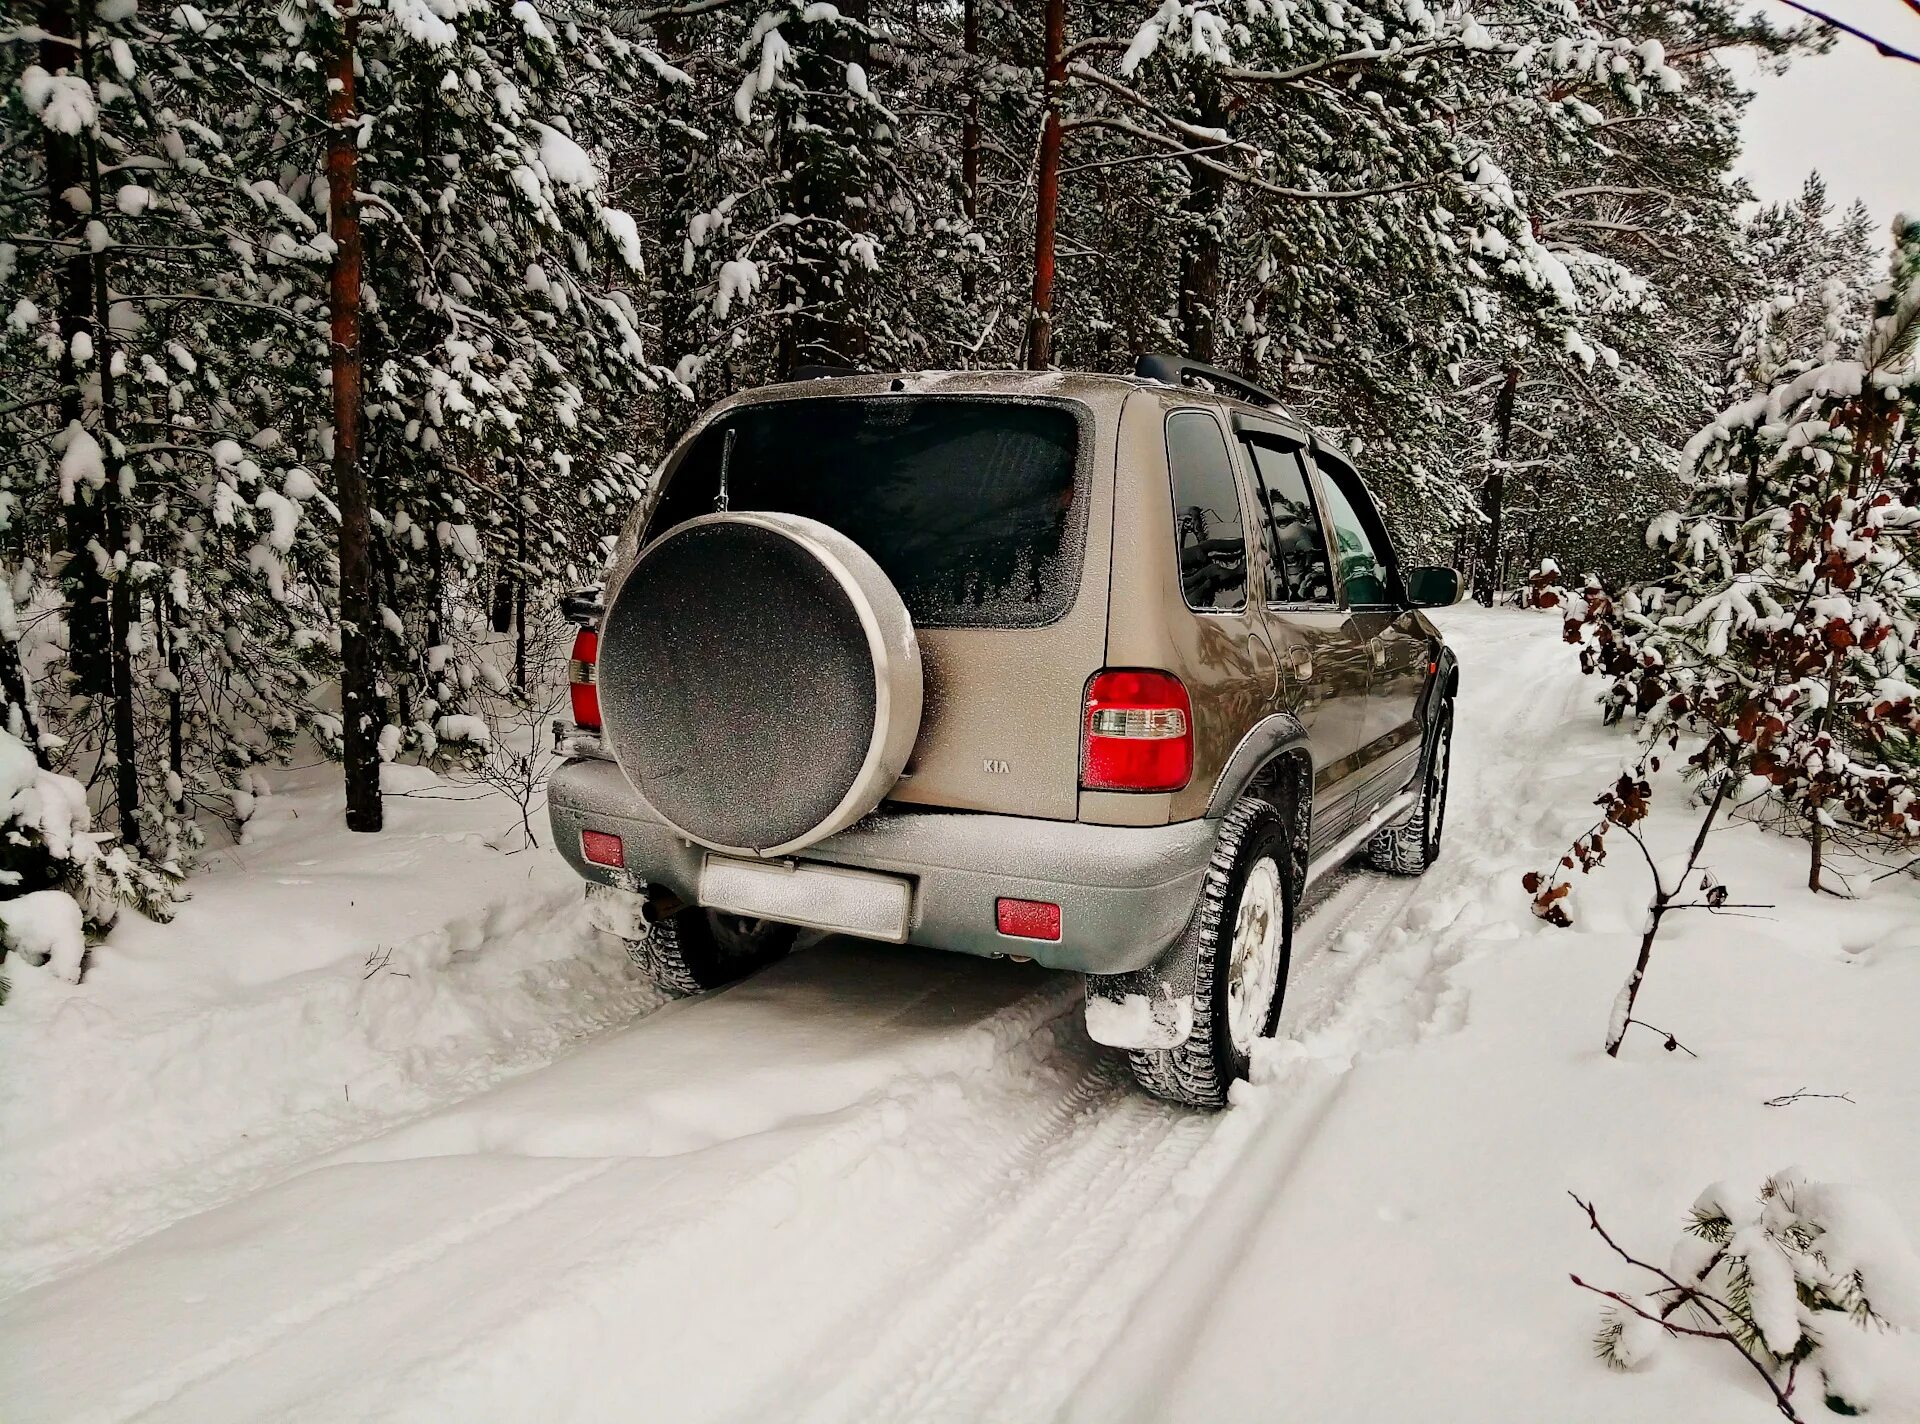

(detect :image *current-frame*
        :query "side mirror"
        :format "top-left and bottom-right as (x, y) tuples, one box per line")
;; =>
(1405, 565), (1461, 608)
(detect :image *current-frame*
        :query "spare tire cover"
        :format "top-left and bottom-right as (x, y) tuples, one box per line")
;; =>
(599, 511), (923, 857)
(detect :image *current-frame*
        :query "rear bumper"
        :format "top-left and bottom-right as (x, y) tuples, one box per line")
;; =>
(548, 758), (1215, 975)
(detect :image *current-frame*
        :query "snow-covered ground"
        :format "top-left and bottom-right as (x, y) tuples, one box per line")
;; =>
(2, 607), (1916, 1422)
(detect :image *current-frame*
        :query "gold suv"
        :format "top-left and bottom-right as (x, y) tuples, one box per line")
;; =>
(549, 355), (1459, 1107)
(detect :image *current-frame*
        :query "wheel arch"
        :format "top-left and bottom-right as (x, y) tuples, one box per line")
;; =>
(1204, 712), (1310, 819)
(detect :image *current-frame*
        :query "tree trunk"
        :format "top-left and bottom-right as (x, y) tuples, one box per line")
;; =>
(1176, 77), (1227, 363)
(39, 1), (111, 700)
(779, 0), (873, 376)
(157, 591), (185, 815)
(960, 0), (981, 310)
(1024, 0), (1067, 369)
(328, 0), (382, 832)
(513, 468), (527, 693)
(60, 3), (142, 849)
(1476, 365), (1519, 606)
(0, 635), (44, 768)
(654, 13), (703, 435)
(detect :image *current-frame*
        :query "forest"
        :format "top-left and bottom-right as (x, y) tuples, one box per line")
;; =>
(0, 0), (1907, 928)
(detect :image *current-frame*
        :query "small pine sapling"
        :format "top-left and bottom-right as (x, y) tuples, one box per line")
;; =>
(1574, 1171), (1920, 1419)
(1542, 220), (1920, 897)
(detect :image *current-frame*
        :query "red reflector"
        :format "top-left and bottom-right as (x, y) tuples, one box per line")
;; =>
(997, 897), (1061, 941)
(569, 628), (601, 730)
(581, 829), (624, 868)
(1082, 669), (1194, 792)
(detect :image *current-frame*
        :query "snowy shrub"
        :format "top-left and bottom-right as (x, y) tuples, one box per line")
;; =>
(1544, 217), (1920, 895)
(0, 0), (660, 863)
(0, 723), (175, 991)
(1577, 1172), (1920, 1418)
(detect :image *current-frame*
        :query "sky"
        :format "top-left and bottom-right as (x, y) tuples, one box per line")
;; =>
(1738, 0), (1920, 236)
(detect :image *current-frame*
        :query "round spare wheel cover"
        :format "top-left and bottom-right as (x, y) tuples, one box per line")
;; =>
(599, 511), (923, 858)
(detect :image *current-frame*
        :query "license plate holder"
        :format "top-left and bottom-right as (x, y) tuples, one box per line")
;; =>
(699, 856), (913, 943)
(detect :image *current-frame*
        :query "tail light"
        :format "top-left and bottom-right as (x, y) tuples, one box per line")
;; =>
(1081, 669), (1193, 792)
(569, 628), (601, 730)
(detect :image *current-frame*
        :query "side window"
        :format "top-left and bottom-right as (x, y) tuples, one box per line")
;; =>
(1245, 441), (1333, 605)
(1166, 411), (1247, 611)
(1318, 468), (1392, 608)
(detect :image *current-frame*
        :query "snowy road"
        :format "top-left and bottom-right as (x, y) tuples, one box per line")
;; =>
(2, 610), (1804, 1422)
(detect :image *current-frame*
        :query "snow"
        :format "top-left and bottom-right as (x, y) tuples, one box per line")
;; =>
(55, 422), (105, 505)
(3, 609), (1916, 1421)
(600, 206), (643, 272)
(19, 68), (96, 136)
(510, 1), (553, 45)
(0, 890), (84, 983)
(535, 123), (597, 191)
(390, 0), (458, 50)
(433, 713), (491, 746)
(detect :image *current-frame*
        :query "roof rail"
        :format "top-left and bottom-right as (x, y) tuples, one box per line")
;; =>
(1133, 353), (1293, 417)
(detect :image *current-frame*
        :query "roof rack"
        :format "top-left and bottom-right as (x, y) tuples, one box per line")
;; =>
(1133, 353), (1294, 418)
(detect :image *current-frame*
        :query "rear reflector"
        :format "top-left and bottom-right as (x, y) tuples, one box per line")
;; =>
(569, 628), (601, 730)
(581, 829), (624, 868)
(1082, 669), (1194, 792)
(997, 897), (1061, 941)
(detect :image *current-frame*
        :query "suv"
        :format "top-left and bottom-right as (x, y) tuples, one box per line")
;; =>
(549, 355), (1459, 1108)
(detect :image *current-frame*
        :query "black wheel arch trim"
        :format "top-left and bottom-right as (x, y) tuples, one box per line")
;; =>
(1416, 645), (1458, 777)
(1417, 642), (1459, 729)
(1204, 712), (1312, 819)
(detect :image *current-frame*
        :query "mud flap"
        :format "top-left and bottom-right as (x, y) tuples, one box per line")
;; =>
(1083, 936), (1201, 1050)
(583, 882), (651, 942)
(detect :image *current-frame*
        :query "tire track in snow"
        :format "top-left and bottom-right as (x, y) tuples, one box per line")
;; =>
(761, 611), (1577, 1421)
(100, 1159), (624, 1424)
(780, 868), (1427, 1424)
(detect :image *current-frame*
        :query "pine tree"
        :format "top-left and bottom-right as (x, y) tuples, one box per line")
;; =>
(1549, 216), (1920, 892)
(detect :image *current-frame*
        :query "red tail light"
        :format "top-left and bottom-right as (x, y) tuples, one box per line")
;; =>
(569, 628), (601, 730)
(1081, 669), (1193, 792)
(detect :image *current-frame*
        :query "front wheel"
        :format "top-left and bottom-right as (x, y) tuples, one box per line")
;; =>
(1367, 700), (1453, 877)
(1126, 798), (1296, 1110)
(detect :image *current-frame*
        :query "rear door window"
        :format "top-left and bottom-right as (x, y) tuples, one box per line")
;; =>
(1244, 441), (1333, 605)
(651, 398), (1086, 629)
(1166, 411), (1247, 611)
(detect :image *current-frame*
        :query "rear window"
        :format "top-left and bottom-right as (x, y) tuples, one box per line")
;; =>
(1166, 411), (1247, 611)
(650, 397), (1087, 629)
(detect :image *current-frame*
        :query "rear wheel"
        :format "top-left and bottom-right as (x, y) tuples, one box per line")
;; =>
(1367, 700), (1453, 876)
(629, 905), (797, 997)
(1127, 798), (1295, 1110)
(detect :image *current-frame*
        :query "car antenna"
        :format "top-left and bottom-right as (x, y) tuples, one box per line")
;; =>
(716, 427), (735, 513)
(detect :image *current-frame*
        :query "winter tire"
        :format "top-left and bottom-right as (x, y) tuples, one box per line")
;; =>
(1367, 699), (1453, 876)
(628, 906), (797, 997)
(1127, 797), (1295, 1110)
